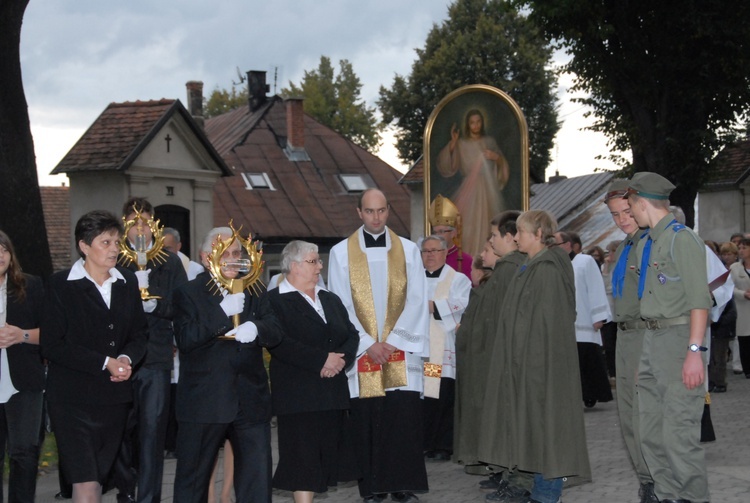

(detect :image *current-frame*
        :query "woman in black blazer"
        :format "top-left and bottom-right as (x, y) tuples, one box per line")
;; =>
(41, 211), (147, 503)
(267, 240), (359, 503)
(0, 230), (45, 502)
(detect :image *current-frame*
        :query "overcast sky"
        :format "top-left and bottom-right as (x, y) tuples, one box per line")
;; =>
(20, 0), (619, 186)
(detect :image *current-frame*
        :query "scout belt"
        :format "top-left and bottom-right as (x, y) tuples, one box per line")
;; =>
(642, 315), (691, 330)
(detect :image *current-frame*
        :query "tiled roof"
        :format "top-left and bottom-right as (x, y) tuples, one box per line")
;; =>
(705, 138), (750, 190)
(40, 186), (71, 271)
(205, 97), (411, 244)
(51, 99), (228, 175)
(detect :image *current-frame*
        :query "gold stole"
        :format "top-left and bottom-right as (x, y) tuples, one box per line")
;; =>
(424, 268), (454, 399)
(348, 229), (408, 398)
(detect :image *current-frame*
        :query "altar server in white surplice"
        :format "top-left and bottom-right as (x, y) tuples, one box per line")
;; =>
(328, 189), (429, 503)
(420, 234), (471, 462)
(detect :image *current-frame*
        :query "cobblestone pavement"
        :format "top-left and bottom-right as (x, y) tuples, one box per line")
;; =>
(30, 372), (750, 502)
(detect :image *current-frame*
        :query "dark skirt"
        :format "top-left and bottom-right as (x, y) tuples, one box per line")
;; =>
(273, 409), (353, 493)
(48, 401), (129, 485)
(577, 342), (614, 403)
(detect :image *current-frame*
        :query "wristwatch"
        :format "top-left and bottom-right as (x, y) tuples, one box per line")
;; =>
(688, 343), (707, 352)
(23, 332), (30, 343)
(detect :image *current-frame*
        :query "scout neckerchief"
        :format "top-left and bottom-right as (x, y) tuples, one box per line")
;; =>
(348, 228), (408, 398)
(613, 230), (648, 298)
(424, 267), (455, 399)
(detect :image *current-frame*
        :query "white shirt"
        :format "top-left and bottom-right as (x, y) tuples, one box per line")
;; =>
(279, 278), (327, 322)
(572, 253), (612, 345)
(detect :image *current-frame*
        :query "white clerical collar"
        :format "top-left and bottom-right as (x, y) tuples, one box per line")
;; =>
(67, 258), (125, 284)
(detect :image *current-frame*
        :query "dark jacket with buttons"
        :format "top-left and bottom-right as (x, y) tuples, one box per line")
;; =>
(5, 274), (45, 392)
(122, 251), (187, 370)
(41, 266), (148, 405)
(266, 288), (358, 416)
(173, 272), (283, 424)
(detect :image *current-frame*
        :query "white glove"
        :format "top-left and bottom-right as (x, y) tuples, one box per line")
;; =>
(227, 321), (258, 343)
(220, 292), (245, 317)
(142, 299), (158, 313)
(134, 269), (151, 289)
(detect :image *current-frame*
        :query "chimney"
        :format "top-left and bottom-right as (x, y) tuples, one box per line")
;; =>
(247, 70), (269, 112)
(548, 170), (567, 184)
(186, 80), (204, 129)
(285, 97), (305, 150)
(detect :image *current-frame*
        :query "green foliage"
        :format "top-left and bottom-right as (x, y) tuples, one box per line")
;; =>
(281, 56), (382, 152)
(518, 0), (750, 223)
(204, 85), (248, 118)
(377, 0), (560, 182)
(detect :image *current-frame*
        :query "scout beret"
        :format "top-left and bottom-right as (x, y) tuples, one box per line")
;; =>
(603, 179), (631, 202)
(625, 172), (675, 200)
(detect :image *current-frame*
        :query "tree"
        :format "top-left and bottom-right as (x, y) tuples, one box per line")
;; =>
(0, 0), (53, 278)
(281, 56), (382, 152)
(204, 84), (248, 118)
(378, 0), (560, 183)
(519, 0), (750, 226)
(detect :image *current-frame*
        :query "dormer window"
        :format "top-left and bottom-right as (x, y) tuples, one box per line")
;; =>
(339, 174), (371, 193)
(241, 172), (275, 191)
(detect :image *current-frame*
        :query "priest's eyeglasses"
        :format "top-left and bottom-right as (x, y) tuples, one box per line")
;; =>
(421, 249), (446, 255)
(303, 259), (324, 265)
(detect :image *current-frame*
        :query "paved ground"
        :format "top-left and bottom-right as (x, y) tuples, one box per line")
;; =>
(26, 371), (750, 502)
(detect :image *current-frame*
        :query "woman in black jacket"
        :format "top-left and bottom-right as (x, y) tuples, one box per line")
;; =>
(0, 230), (45, 502)
(41, 211), (147, 503)
(267, 240), (359, 503)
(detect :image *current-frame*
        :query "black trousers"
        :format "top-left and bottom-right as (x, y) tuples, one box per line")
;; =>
(113, 367), (170, 502)
(349, 390), (428, 497)
(738, 335), (750, 375)
(174, 420), (272, 503)
(423, 378), (455, 453)
(0, 390), (44, 503)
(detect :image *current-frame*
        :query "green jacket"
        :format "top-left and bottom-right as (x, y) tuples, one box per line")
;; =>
(454, 250), (525, 465)
(477, 246), (591, 482)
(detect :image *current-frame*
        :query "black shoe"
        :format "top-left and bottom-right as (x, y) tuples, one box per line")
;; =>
(363, 495), (387, 503)
(659, 500), (691, 503)
(486, 485), (530, 502)
(708, 382), (716, 392)
(745, 373), (750, 379)
(639, 482), (659, 503)
(117, 494), (136, 503)
(714, 385), (727, 393)
(423, 450), (435, 459)
(584, 399), (596, 408)
(391, 492), (419, 502)
(164, 450), (177, 459)
(431, 449), (451, 461)
(54, 492), (72, 501)
(479, 472), (505, 489)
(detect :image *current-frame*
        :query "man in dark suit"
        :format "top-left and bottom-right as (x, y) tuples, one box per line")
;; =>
(172, 227), (282, 503)
(113, 197), (187, 503)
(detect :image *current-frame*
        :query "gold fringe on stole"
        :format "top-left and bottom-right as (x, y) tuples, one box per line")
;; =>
(424, 268), (454, 398)
(348, 229), (408, 397)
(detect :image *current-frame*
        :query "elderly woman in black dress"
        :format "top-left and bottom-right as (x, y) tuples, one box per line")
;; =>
(41, 210), (147, 503)
(0, 230), (45, 501)
(267, 240), (358, 503)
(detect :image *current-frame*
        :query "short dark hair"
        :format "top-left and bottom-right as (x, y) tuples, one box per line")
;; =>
(568, 231), (582, 248)
(75, 210), (123, 259)
(730, 232), (744, 241)
(740, 238), (750, 248)
(491, 210), (521, 236)
(122, 197), (154, 217)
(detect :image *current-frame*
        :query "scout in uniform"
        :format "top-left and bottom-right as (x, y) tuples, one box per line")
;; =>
(626, 172), (712, 503)
(604, 179), (656, 503)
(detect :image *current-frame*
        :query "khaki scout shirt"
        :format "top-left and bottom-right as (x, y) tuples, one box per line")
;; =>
(637, 213), (712, 320)
(613, 230), (646, 323)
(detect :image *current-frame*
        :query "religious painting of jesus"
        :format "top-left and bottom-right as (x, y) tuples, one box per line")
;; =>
(424, 85), (529, 256)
